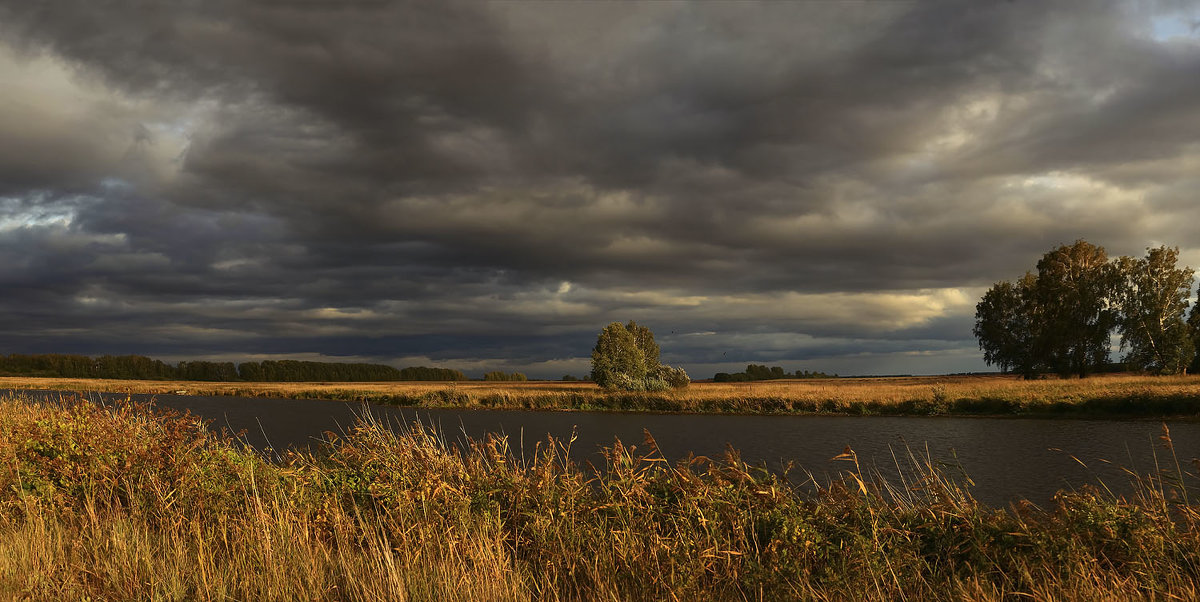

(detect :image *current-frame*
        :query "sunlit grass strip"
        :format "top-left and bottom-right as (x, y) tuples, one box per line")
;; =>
(5, 373), (1200, 417)
(4, 393), (1200, 600)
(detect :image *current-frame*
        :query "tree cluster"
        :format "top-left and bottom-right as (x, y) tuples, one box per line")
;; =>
(176, 360), (239, 381)
(483, 371), (528, 381)
(396, 366), (469, 381)
(975, 241), (1198, 378)
(0, 354), (178, 380)
(713, 365), (837, 382)
(590, 321), (690, 391)
(238, 360), (411, 382)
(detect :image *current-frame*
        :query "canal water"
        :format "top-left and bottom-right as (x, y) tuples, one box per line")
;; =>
(10, 389), (1199, 508)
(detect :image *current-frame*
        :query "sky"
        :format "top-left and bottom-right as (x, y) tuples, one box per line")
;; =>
(1, 1), (1200, 379)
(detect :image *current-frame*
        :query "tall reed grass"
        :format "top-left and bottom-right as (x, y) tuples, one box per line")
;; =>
(4, 392), (1200, 600)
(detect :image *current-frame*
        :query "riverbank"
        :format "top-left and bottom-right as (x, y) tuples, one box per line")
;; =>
(4, 373), (1200, 418)
(4, 392), (1200, 600)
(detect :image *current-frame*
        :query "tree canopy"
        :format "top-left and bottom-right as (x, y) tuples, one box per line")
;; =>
(973, 273), (1041, 378)
(1114, 246), (1195, 375)
(1034, 240), (1118, 378)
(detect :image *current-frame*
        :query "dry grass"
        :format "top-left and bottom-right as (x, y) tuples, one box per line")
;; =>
(5, 392), (1200, 600)
(4, 373), (1200, 417)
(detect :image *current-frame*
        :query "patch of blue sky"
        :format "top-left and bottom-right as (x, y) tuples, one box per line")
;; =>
(1151, 14), (1198, 41)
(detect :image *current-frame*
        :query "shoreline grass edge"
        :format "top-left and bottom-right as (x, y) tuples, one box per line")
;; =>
(4, 373), (1200, 418)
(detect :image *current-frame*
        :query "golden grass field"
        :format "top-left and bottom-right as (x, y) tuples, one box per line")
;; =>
(4, 372), (1200, 416)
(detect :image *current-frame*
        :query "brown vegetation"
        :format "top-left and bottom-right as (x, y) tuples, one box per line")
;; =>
(4, 373), (1200, 417)
(4, 393), (1200, 600)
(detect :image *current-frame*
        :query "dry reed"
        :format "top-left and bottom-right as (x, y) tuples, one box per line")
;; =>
(4, 373), (1200, 417)
(4, 392), (1200, 600)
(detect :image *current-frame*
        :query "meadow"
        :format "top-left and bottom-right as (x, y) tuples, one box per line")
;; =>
(3, 392), (1200, 600)
(5, 373), (1200, 417)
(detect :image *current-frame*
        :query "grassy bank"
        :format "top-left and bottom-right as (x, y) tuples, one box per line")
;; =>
(4, 393), (1200, 600)
(5, 373), (1200, 417)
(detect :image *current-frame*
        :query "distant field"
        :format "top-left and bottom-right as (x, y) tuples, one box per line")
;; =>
(5, 373), (1200, 417)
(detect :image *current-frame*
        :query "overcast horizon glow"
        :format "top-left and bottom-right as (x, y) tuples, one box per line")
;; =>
(1, 2), (1199, 379)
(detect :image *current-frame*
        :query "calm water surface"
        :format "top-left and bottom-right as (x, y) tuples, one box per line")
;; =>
(11, 389), (1200, 508)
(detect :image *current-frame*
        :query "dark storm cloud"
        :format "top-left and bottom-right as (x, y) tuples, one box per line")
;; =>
(1, 1), (1199, 376)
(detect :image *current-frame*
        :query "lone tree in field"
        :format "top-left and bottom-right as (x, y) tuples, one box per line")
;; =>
(590, 321), (689, 391)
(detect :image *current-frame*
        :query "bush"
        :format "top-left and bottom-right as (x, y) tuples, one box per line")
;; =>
(643, 377), (671, 392)
(590, 322), (649, 390)
(656, 365), (691, 389)
(591, 321), (688, 391)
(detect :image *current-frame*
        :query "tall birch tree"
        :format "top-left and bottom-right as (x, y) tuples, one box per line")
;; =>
(1114, 246), (1195, 374)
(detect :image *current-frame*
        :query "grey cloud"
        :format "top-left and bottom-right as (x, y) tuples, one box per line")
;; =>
(0, 1), (1198, 376)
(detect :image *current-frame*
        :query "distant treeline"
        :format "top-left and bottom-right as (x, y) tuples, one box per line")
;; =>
(713, 364), (837, 382)
(482, 371), (528, 381)
(0, 354), (466, 382)
(237, 361), (465, 382)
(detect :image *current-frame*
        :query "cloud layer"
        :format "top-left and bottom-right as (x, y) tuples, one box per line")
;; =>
(2, 1), (1199, 377)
